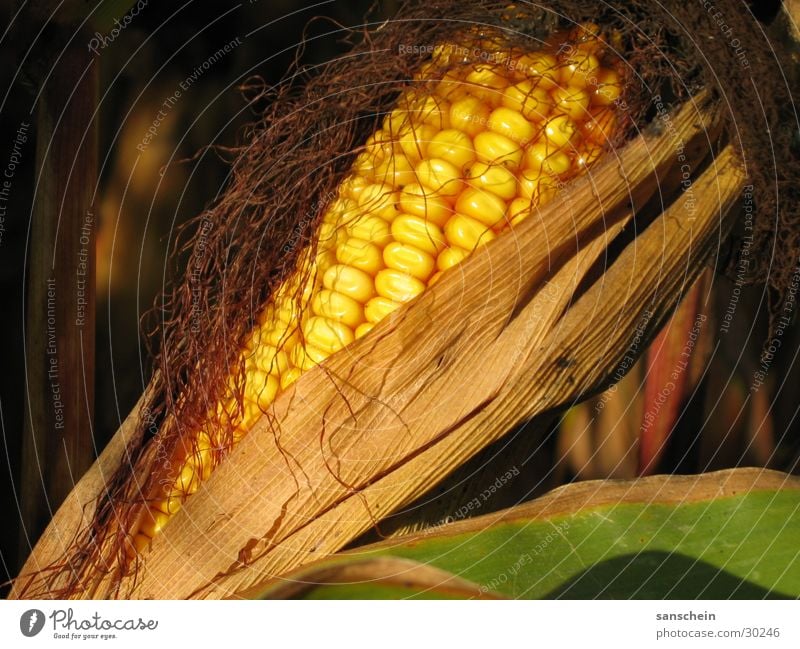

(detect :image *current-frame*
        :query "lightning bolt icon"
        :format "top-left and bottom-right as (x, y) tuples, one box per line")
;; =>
(28, 611), (38, 632)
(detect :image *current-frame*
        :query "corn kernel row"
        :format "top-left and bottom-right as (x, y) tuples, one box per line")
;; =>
(131, 23), (625, 552)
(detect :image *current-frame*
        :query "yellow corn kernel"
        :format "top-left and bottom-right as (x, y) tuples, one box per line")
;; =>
(464, 64), (508, 105)
(374, 152), (417, 186)
(383, 241), (436, 280)
(336, 237), (384, 275)
(345, 213), (392, 246)
(340, 175), (369, 200)
(406, 93), (451, 129)
(262, 322), (300, 349)
(487, 107), (535, 145)
(582, 106), (618, 146)
(593, 68), (623, 106)
(437, 246), (469, 271)
(139, 508), (170, 538)
(445, 213), (497, 250)
(427, 128), (477, 170)
(254, 373), (280, 410)
(312, 289), (365, 329)
(455, 187), (507, 227)
(450, 95), (491, 137)
(375, 268), (426, 302)
(323, 264), (376, 303)
(290, 342), (329, 371)
(508, 196), (533, 225)
(399, 183), (453, 226)
(398, 123), (438, 163)
(574, 142), (605, 171)
(502, 81), (552, 122)
(551, 86), (591, 121)
(473, 131), (523, 168)
(355, 322), (374, 339)
(414, 158), (463, 199)
(391, 214), (446, 255)
(523, 142), (572, 176)
(514, 51), (558, 89)
(465, 161), (517, 200)
(365, 296), (402, 323)
(280, 366), (302, 390)
(543, 114), (578, 149)
(303, 316), (355, 353)
(560, 51), (600, 88)
(254, 344), (290, 375)
(518, 170), (560, 205)
(357, 182), (399, 221)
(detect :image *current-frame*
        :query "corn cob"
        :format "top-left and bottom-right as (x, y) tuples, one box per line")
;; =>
(130, 23), (626, 553)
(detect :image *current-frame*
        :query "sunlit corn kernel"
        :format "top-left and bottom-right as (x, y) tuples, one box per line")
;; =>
(543, 114), (578, 149)
(464, 64), (509, 105)
(414, 158), (463, 199)
(375, 268), (426, 302)
(152, 496), (182, 516)
(450, 95), (491, 137)
(574, 142), (605, 171)
(514, 51), (559, 89)
(508, 196), (533, 225)
(465, 161), (518, 200)
(354, 321), (374, 339)
(364, 296), (402, 323)
(569, 22), (602, 46)
(399, 182), (454, 226)
(407, 94), (451, 129)
(290, 342), (330, 371)
(445, 213), (497, 250)
(174, 463), (201, 497)
(523, 141), (572, 176)
(502, 81), (553, 122)
(518, 170), (560, 205)
(391, 214), (447, 255)
(336, 237), (384, 275)
(397, 123), (439, 163)
(262, 321), (300, 349)
(340, 175), (369, 200)
(364, 129), (395, 159)
(254, 344), (290, 375)
(551, 86), (591, 121)
(383, 241), (436, 280)
(593, 67), (623, 106)
(357, 182), (400, 221)
(279, 366), (302, 390)
(374, 152), (417, 186)
(312, 289), (365, 329)
(455, 187), (507, 227)
(473, 131), (523, 168)
(487, 106), (535, 145)
(582, 106), (618, 146)
(303, 316), (355, 354)
(559, 51), (600, 88)
(254, 373), (280, 410)
(351, 150), (382, 179)
(344, 213), (392, 246)
(436, 246), (469, 271)
(427, 128), (476, 169)
(323, 264), (376, 303)
(383, 108), (409, 136)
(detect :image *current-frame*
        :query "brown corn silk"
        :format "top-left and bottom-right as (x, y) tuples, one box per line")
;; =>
(18, 0), (800, 598)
